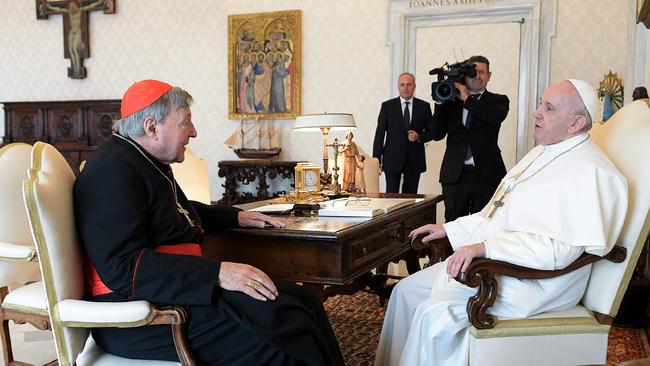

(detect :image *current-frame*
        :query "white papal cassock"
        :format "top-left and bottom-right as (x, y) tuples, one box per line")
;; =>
(375, 133), (628, 366)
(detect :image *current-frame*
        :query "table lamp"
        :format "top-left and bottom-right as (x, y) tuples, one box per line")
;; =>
(294, 113), (356, 192)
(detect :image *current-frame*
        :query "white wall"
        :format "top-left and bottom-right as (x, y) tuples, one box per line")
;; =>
(0, 0), (644, 202)
(551, 0), (629, 84)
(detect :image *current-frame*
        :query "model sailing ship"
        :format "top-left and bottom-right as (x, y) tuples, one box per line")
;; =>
(224, 119), (281, 159)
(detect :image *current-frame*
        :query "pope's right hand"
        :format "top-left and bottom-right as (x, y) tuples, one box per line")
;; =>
(408, 223), (447, 243)
(218, 262), (278, 301)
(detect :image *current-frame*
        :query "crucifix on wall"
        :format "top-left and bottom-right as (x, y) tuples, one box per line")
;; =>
(36, 0), (116, 79)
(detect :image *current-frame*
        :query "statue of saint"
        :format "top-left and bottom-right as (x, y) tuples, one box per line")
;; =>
(340, 132), (365, 192)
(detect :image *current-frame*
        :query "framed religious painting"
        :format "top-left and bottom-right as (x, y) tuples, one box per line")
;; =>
(228, 10), (302, 120)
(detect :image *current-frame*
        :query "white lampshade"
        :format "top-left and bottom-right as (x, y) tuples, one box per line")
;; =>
(294, 113), (356, 131)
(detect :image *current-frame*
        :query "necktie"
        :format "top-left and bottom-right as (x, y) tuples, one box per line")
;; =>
(464, 94), (479, 130)
(403, 101), (411, 130)
(465, 94), (479, 162)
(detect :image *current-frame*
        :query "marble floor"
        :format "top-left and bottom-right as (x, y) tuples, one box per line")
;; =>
(1, 322), (57, 365)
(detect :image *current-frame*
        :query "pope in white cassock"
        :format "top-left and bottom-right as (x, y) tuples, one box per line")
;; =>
(374, 79), (628, 366)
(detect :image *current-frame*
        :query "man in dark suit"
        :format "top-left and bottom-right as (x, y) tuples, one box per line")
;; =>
(373, 72), (434, 193)
(432, 55), (510, 222)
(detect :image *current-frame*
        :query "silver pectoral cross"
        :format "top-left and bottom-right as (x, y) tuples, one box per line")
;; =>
(487, 197), (505, 219)
(177, 203), (195, 227)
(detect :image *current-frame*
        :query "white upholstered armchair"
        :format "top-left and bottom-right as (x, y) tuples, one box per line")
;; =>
(23, 142), (197, 366)
(0, 142), (51, 366)
(171, 148), (211, 204)
(455, 99), (650, 365)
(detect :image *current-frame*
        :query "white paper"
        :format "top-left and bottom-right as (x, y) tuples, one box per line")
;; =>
(247, 204), (294, 214)
(318, 198), (415, 217)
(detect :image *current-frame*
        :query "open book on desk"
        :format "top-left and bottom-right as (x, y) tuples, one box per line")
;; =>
(318, 198), (419, 217)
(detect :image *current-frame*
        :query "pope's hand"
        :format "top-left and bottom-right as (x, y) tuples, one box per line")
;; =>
(446, 243), (486, 278)
(408, 223), (446, 243)
(237, 211), (285, 228)
(218, 262), (278, 301)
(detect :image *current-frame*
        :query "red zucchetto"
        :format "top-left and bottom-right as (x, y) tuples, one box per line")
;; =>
(120, 79), (173, 118)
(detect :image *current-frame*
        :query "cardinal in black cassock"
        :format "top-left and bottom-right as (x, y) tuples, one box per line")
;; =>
(73, 80), (344, 365)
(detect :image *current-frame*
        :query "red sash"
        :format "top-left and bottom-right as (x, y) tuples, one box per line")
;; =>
(85, 243), (203, 297)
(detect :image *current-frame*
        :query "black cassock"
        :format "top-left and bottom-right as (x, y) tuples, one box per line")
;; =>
(73, 136), (343, 366)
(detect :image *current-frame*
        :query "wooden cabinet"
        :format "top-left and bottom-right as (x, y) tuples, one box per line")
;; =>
(2, 100), (121, 174)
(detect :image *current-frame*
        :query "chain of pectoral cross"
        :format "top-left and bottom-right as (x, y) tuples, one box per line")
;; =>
(486, 135), (589, 219)
(114, 134), (195, 227)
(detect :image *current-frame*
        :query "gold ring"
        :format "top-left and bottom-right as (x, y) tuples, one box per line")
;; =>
(248, 279), (260, 290)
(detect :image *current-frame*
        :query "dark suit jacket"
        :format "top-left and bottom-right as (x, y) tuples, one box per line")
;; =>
(431, 90), (509, 184)
(372, 97), (434, 174)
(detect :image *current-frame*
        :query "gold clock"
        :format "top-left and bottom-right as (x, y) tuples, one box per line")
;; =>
(294, 163), (321, 192)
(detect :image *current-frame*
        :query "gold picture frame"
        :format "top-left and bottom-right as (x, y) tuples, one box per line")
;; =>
(639, 0), (650, 28)
(228, 10), (302, 120)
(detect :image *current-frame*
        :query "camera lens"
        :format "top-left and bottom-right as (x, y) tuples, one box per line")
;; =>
(431, 81), (456, 102)
(437, 83), (453, 99)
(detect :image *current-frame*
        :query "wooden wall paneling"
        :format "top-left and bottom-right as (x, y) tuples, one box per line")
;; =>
(2, 100), (121, 173)
(6, 106), (45, 144)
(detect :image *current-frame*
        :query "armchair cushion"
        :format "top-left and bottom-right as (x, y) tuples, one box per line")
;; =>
(471, 305), (608, 339)
(76, 335), (180, 365)
(57, 299), (155, 327)
(2, 280), (47, 315)
(0, 240), (36, 261)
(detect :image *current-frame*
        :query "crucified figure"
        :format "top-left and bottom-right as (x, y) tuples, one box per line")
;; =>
(39, 0), (107, 78)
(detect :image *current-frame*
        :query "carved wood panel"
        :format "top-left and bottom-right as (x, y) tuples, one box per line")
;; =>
(7, 107), (45, 143)
(47, 107), (85, 146)
(88, 104), (119, 146)
(2, 100), (121, 173)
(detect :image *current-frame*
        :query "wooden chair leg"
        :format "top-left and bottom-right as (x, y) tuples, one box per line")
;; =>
(1, 286), (16, 366)
(0, 286), (48, 366)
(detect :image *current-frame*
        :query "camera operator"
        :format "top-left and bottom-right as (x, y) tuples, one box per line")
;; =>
(431, 55), (510, 223)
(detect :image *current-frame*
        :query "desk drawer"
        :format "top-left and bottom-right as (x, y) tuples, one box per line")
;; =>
(404, 210), (435, 234)
(348, 223), (403, 270)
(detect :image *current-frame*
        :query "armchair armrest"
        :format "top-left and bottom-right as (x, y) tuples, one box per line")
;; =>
(57, 299), (154, 326)
(455, 245), (626, 330)
(0, 240), (36, 261)
(56, 299), (196, 366)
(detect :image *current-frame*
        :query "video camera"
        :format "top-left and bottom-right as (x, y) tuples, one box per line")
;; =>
(429, 60), (477, 103)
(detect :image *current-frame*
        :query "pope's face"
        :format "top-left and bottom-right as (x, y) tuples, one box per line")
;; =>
(155, 105), (197, 163)
(533, 81), (580, 146)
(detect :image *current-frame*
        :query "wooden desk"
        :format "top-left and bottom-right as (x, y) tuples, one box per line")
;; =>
(204, 193), (443, 300)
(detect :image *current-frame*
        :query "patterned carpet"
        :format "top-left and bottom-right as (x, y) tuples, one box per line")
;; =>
(324, 291), (650, 366)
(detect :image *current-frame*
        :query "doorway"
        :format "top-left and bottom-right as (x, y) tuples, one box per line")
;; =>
(415, 21), (521, 209)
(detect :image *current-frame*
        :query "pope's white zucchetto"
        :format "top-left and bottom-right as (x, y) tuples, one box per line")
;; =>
(568, 79), (598, 122)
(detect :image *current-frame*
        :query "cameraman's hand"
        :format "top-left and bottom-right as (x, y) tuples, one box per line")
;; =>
(407, 130), (419, 142)
(455, 82), (470, 102)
